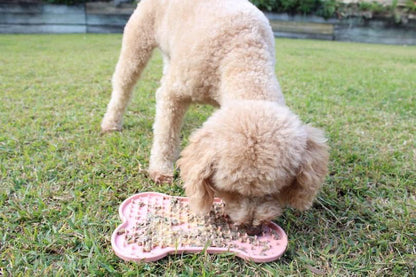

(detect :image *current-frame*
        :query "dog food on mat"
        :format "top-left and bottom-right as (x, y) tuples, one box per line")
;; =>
(111, 192), (288, 262)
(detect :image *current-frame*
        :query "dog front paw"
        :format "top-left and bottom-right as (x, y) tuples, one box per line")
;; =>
(149, 170), (174, 184)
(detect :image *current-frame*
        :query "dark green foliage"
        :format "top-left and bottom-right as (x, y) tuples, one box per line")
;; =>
(316, 0), (339, 19)
(280, 0), (320, 14)
(250, 0), (338, 18)
(250, 0), (279, 11)
(358, 1), (388, 13)
(406, 0), (416, 12)
(250, 0), (415, 19)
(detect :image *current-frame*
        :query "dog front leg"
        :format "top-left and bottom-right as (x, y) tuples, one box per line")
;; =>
(149, 88), (190, 183)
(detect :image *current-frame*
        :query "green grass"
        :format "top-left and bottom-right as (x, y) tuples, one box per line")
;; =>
(1, 34), (415, 276)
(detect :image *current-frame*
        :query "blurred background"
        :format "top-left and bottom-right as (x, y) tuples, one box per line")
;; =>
(0, 0), (415, 44)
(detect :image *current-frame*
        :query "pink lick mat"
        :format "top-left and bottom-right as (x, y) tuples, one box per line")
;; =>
(111, 192), (288, 263)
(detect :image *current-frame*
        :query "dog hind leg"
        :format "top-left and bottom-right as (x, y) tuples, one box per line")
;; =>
(101, 2), (157, 132)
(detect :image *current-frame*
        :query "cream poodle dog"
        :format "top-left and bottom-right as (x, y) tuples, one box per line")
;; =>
(101, 0), (329, 230)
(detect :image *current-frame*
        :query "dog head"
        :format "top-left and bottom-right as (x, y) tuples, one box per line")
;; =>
(177, 100), (328, 229)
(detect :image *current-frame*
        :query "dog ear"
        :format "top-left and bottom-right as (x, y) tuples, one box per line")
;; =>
(280, 125), (329, 210)
(177, 128), (215, 215)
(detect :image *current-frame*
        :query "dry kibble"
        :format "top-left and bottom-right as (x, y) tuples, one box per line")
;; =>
(116, 228), (126, 236)
(122, 197), (274, 253)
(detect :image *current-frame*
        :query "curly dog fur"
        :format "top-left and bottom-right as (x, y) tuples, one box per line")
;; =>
(102, 0), (329, 227)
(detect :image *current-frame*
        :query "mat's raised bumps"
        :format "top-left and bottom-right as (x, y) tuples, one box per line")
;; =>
(112, 192), (288, 262)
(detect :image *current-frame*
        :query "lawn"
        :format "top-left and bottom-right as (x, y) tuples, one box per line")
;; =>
(0, 34), (415, 276)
